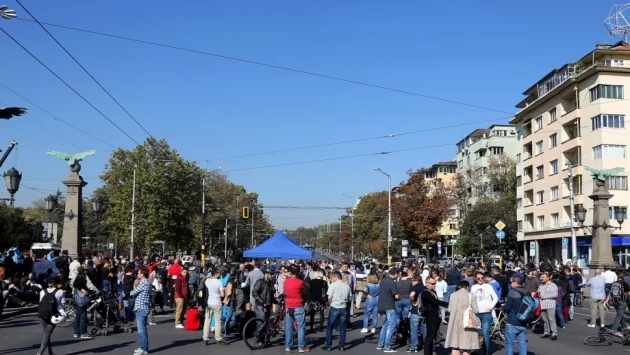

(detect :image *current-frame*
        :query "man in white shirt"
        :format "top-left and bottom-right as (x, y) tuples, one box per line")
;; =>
(202, 268), (228, 346)
(603, 267), (618, 296)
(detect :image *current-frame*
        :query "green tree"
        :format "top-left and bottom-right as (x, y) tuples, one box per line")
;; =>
(0, 204), (44, 250)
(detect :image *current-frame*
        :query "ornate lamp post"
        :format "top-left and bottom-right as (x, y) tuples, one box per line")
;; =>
(44, 195), (57, 242)
(3, 167), (21, 206)
(91, 197), (104, 214)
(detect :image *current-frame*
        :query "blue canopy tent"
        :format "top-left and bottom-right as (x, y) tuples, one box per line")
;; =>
(243, 230), (313, 259)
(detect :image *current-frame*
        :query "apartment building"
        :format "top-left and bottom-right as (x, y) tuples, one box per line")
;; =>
(455, 124), (518, 205)
(512, 41), (630, 267)
(423, 161), (459, 256)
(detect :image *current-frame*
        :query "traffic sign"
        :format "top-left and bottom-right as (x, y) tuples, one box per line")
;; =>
(562, 237), (569, 246)
(495, 220), (506, 231)
(496, 230), (505, 240)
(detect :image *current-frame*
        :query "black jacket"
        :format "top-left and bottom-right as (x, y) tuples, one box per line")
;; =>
(252, 278), (275, 306)
(420, 289), (448, 324)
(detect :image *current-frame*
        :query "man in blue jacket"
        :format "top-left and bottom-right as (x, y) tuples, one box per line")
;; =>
(502, 276), (528, 355)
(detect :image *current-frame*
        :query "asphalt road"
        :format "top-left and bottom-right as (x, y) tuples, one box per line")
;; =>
(0, 302), (627, 355)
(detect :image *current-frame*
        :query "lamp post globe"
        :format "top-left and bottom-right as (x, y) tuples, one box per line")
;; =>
(44, 195), (57, 212)
(615, 207), (626, 226)
(3, 167), (21, 195)
(91, 197), (104, 213)
(574, 205), (587, 225)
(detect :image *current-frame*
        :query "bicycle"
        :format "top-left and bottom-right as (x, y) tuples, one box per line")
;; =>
(584, 326), (630, 346)
(242, 301), (297, 350)
(573, 287), (584, 307)
(490, 306), (507, 341)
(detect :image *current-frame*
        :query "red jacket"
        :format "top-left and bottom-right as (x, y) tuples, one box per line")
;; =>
(174, 275), (188, 299)
(168, 263), (182, 277)
(283, 276), (305, 308)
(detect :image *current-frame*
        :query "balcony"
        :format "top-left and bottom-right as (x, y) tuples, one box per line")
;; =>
(560, 107), (581, 125)
(561, 134), (582, 152)
(523, 220), (578, 233)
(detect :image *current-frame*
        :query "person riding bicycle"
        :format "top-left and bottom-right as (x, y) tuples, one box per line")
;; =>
(252, 269), (276, 326)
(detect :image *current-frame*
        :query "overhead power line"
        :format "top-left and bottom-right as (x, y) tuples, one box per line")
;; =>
(225, 143), (453, 172)
(0, 28), (140, 145)
(15, 18), (514, 116)
(15, 1), (154, 140)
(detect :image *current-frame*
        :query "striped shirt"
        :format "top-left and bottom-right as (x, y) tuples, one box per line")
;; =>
(537, 282), (558, 310)
(130, 278), (151, 312)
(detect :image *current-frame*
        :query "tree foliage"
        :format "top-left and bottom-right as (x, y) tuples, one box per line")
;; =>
(0, 204), (44, 250)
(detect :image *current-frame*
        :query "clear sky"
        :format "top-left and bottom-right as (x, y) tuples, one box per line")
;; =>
(0, 0), (623, 229)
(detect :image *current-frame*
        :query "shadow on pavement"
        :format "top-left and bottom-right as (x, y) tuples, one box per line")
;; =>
(63, 341), (135, 355)
(0, 319), (39, 329)
(0, 339), (84, 355)
(150, 338), (200, 353)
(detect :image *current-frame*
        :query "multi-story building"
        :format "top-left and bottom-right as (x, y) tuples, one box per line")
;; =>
(512, 41), (630, 267)
(455, 124), (518, 205)
(423, 161), (459, 257)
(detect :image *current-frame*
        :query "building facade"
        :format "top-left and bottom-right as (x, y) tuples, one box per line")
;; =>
(455, 124), (518, 206)
(423, 161), (459, 257)
(512, 41), (630, 267)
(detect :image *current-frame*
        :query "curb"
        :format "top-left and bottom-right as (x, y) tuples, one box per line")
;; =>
(1, 305), (38, 318)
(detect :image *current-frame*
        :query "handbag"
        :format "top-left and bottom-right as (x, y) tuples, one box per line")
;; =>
(463, 293), (481, 330)
(74, 289), (89, 307)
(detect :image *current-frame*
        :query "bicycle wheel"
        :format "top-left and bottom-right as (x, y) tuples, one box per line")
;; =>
(584, 333), (612, 346)
(575, 293), (584, 307)
(242, 318), (269, 350)
(57, 302), (76, 327)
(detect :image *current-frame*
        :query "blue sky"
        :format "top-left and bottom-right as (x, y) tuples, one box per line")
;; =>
(0, 1), (623, 229)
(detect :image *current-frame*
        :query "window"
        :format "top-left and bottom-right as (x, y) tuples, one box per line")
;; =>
(535, 116), (543, 130)
(517, 198), (522, 208)
(516, 153), (521, 164)
(593, 144), (626, 160)
(489, 147), (504, 155)
(591, 114), (625, 130)
(609, 206), (628, 220)
(537, 190), (544, 204)
(607, 176), (628, 190)
(549, 108), (557, 123)
(536, 165), (544, 179)
(550, 160), (558, 175)
(604, 59), (624, 67)
(536, 141), (543, 155)
(516, 176), (522, 186)
(517, 221), (523, 232)
(590, 84), (624, 101)
(449, 223), (457, 230)
(537, 215), (545, 229)
(551, 213), (559, 227)
(549, 133), (557, 148)
(550, 186), (559, 201)
(491, 130), (507, 136)
(457, 160), (463, 169)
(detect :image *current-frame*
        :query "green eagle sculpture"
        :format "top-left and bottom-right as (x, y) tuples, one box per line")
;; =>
(46, 150), (96, 172)
(584, 166), (624, 182)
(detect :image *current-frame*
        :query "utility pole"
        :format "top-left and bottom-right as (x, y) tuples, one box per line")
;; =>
(568, 161), (578, 262)
(251, 206), (255, 247)
(130, 167), (137, 260)
(201, 177), (206, 265)
(224, 217), (228, 261)
(235, 196), (239, 247)
(374, 168), (392, 265)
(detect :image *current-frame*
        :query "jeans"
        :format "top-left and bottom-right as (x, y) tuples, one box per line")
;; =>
(285, 306), (306, 350)
(74, 304), (88, 336)
(612, 301), (628, 331)
(505, 324), (527, 355)
(541, 308), (557, 335)
(38, 320), (56, 355)
(445, 285), (457, 303)
(124, 299), (135, 321)
(409, 314), (427, 350)
(223, 304), (233, 336)
(555, 303), (566, 327)
(377, 309), (397, 350)
(569, 293), (574, 320)
(135, 309), (149, 351)
(363, 297), (379, 329)
(395, 298), (411, 321)
(326, 307), (347, 348)
(478, 312), (493, 355)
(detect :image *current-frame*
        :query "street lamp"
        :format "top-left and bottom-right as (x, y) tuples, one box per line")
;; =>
(574, 205), (625, 232)
(91, 197), (104, 213)
(44, 195), (57, 241)
(341, 193), (355, 261)
(374, 168), (392, 265)
(0, 5), (17, 20)
(45, 195), (57, 212)
(3, 167), (21, 206)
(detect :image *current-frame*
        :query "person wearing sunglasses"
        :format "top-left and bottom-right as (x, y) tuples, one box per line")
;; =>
(470, 271), (498, 355)
(420, 276), (448, 355)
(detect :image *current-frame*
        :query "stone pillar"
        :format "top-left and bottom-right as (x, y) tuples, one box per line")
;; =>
(61, 170), (87, 259)
(588, 179), (615, 269)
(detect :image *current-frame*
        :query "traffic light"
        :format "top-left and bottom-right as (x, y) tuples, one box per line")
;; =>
(242, 206), (250, 219)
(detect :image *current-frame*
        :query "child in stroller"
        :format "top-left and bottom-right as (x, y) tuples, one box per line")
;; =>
(88, 292), (133, 336)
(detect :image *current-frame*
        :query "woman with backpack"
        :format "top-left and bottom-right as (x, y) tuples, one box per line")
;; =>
(604, 272), (629, 331)
(37, 277), (66, 355)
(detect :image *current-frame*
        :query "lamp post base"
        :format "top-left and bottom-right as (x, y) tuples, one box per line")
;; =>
(588, 259), (616, 269)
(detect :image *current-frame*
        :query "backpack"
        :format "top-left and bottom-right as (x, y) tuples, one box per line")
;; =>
(198, 282), (208, 308)
(515, 291), (540, 322)
(38, 288), (59, 320)
(610, 282), (626, 305)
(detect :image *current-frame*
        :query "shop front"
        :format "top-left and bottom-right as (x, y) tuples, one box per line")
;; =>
(576, 235), (630, 268)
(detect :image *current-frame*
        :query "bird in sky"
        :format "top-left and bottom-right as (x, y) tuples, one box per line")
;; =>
(0, 107), (27, 120)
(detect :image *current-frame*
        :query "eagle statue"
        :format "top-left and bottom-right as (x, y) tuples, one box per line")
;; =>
(0, 107), (27, 120)
(584, 166), (625, 182)
(46, 150), (96, 172)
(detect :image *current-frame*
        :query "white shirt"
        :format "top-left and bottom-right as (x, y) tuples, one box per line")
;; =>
(471, 283), (498, 313)
(204, 278), (224, 307)
(421, 269), (430, 284)
(68, 260), (81, 280)
(435, 280), (448, 298)
(603, 270), (617, 284)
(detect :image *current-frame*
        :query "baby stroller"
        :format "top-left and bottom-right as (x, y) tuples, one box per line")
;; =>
(89, 293), (133, 336)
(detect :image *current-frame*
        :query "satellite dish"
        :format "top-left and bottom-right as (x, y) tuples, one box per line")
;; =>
(604, 3), (630, 42)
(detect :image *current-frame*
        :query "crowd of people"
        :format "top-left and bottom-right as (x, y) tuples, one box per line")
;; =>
(2, 250), (630, 355)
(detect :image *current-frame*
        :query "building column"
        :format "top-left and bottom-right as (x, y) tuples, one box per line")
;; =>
(523, 241), (528, 262)
(534, 240), (540, 267)
(61, 170), (87, 259)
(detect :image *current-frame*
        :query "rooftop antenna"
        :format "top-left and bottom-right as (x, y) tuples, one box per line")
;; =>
(604, 3), (630, 42)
